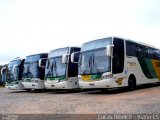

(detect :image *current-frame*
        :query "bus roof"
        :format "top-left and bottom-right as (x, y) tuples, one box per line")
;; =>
(83, 36), (160, 50)
(26, 53), (48, 57)
(49, 46), (80, 53)
(125, 39), (160, 50)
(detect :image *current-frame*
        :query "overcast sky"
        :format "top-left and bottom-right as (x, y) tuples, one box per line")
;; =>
(0, 0), (160, 65)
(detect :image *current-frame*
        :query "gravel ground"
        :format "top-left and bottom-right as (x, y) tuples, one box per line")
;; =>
(0, 84), (160, 115)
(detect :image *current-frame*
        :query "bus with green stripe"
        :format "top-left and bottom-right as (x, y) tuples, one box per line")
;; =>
(3, 57), (25, 90)
(71, 37), (160, 90)
(43, 47), (80, 90)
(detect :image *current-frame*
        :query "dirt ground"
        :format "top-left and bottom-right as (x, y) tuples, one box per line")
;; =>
(0, 84), (160, 119)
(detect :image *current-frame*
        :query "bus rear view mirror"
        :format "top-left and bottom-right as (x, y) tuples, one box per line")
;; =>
(71, 52), (80, 63)
(39, 58), (47, 68)
(106, 45), (114, 58)
(62, 54), (70, 64)
(1, 67), (6, 75)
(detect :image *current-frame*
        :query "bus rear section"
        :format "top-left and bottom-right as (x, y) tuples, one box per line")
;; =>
(44, 47), (80, 90)
(22, 53), (48, 90)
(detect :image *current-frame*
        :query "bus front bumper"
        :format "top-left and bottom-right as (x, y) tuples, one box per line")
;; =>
(22, 80), (45, 89)
(5, 82), (24, 90)
(45, 80), (79, 90)
(79, 79), (118, 89)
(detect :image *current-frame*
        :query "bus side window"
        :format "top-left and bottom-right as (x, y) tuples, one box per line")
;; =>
(156, 50), (160, 60)
(136, 45), (146, 58)
(126, 41), (137, 57)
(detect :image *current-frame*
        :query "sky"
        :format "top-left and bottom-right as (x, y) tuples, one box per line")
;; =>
(0, 0), (160, 65)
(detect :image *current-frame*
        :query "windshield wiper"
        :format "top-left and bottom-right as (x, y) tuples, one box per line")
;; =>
(81, 56), (92, 75)
(92, 55), (101, 74)
(46, 62), (54, 77)
(52, 60), (58, 77)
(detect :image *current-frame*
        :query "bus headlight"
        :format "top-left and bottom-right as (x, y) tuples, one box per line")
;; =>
(101, 74), (112, 80)
(78, 77), (82, 81)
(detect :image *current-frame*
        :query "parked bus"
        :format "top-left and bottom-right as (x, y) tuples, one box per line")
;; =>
(22, 53), (48, 90)
(0, 65), (6, 85)
(43, 47), (80, 90)
(71, 37), (160, 90)
(3, 57), (25, 90)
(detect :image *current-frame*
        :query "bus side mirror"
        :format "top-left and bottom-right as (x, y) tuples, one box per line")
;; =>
(62, 54), (70, 64)
(39, 58), (47, 68)
(71, 52), (80, 63)
(106, 45), (114, 58)
(1, 67), (6, 75)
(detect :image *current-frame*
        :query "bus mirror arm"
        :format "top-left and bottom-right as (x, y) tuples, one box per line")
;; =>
(1, 67), (6, 75)
(39, 58), (47, 68)
(106, 45), (114, 58)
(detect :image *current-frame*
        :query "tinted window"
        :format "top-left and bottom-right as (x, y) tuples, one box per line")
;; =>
(113, 38), (124, 74)
(136, 45), (146, 58)
(68, 47), (81, 77)
(156, 50), (160, 60)
(126, 41), (137, 56)
(147, 48), (156, 59)
(70, 47), (81, 54)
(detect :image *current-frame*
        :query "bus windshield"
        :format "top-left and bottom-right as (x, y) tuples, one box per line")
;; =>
(8, 66), (19, 81)
(23, 62), (39, 78)
(7, 60), (21, 81)
(25, 55), (40, 63)
(8, 60), (21, 68)
(23, 55), (40, 78)
(79, 38), (112, 75)
(48, 47), (69, 58)
(79, 48), (111, 75)
(45, 57), (66, 77)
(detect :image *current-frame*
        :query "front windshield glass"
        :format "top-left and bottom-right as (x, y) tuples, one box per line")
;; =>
(45, 57), (66, 77)
(48, 47), (69, 58)
(25, 55), (40, 63)
(79, 52), (92, 75)
(23, 55), (40, 78)
(92, 49), (111, 74)
(23, 62), (39, 78)
(7, 60), (21, 81)
(8, 60), (21, 68)
(79, 49), (111, 75)
(7, 66), (19, 81)
(79, 38), (112, 75)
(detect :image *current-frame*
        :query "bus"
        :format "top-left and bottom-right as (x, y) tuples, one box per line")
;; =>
(22, 53), (48, 90)
(71, 37), (160, 90)
(3, 57), (25, 90)
(0, 65), (6, 85)
(43, 47), (80, 90)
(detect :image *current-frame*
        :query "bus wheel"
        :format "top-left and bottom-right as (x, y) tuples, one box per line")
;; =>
(128, 75), (136, 91)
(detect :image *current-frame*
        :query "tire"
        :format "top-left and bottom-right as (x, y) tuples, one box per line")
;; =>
(128, 76), (136, 91)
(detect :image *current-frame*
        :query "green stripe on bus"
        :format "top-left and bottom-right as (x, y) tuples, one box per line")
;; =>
(138, 58), (153, 79)
(145, 59), (157, 78)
